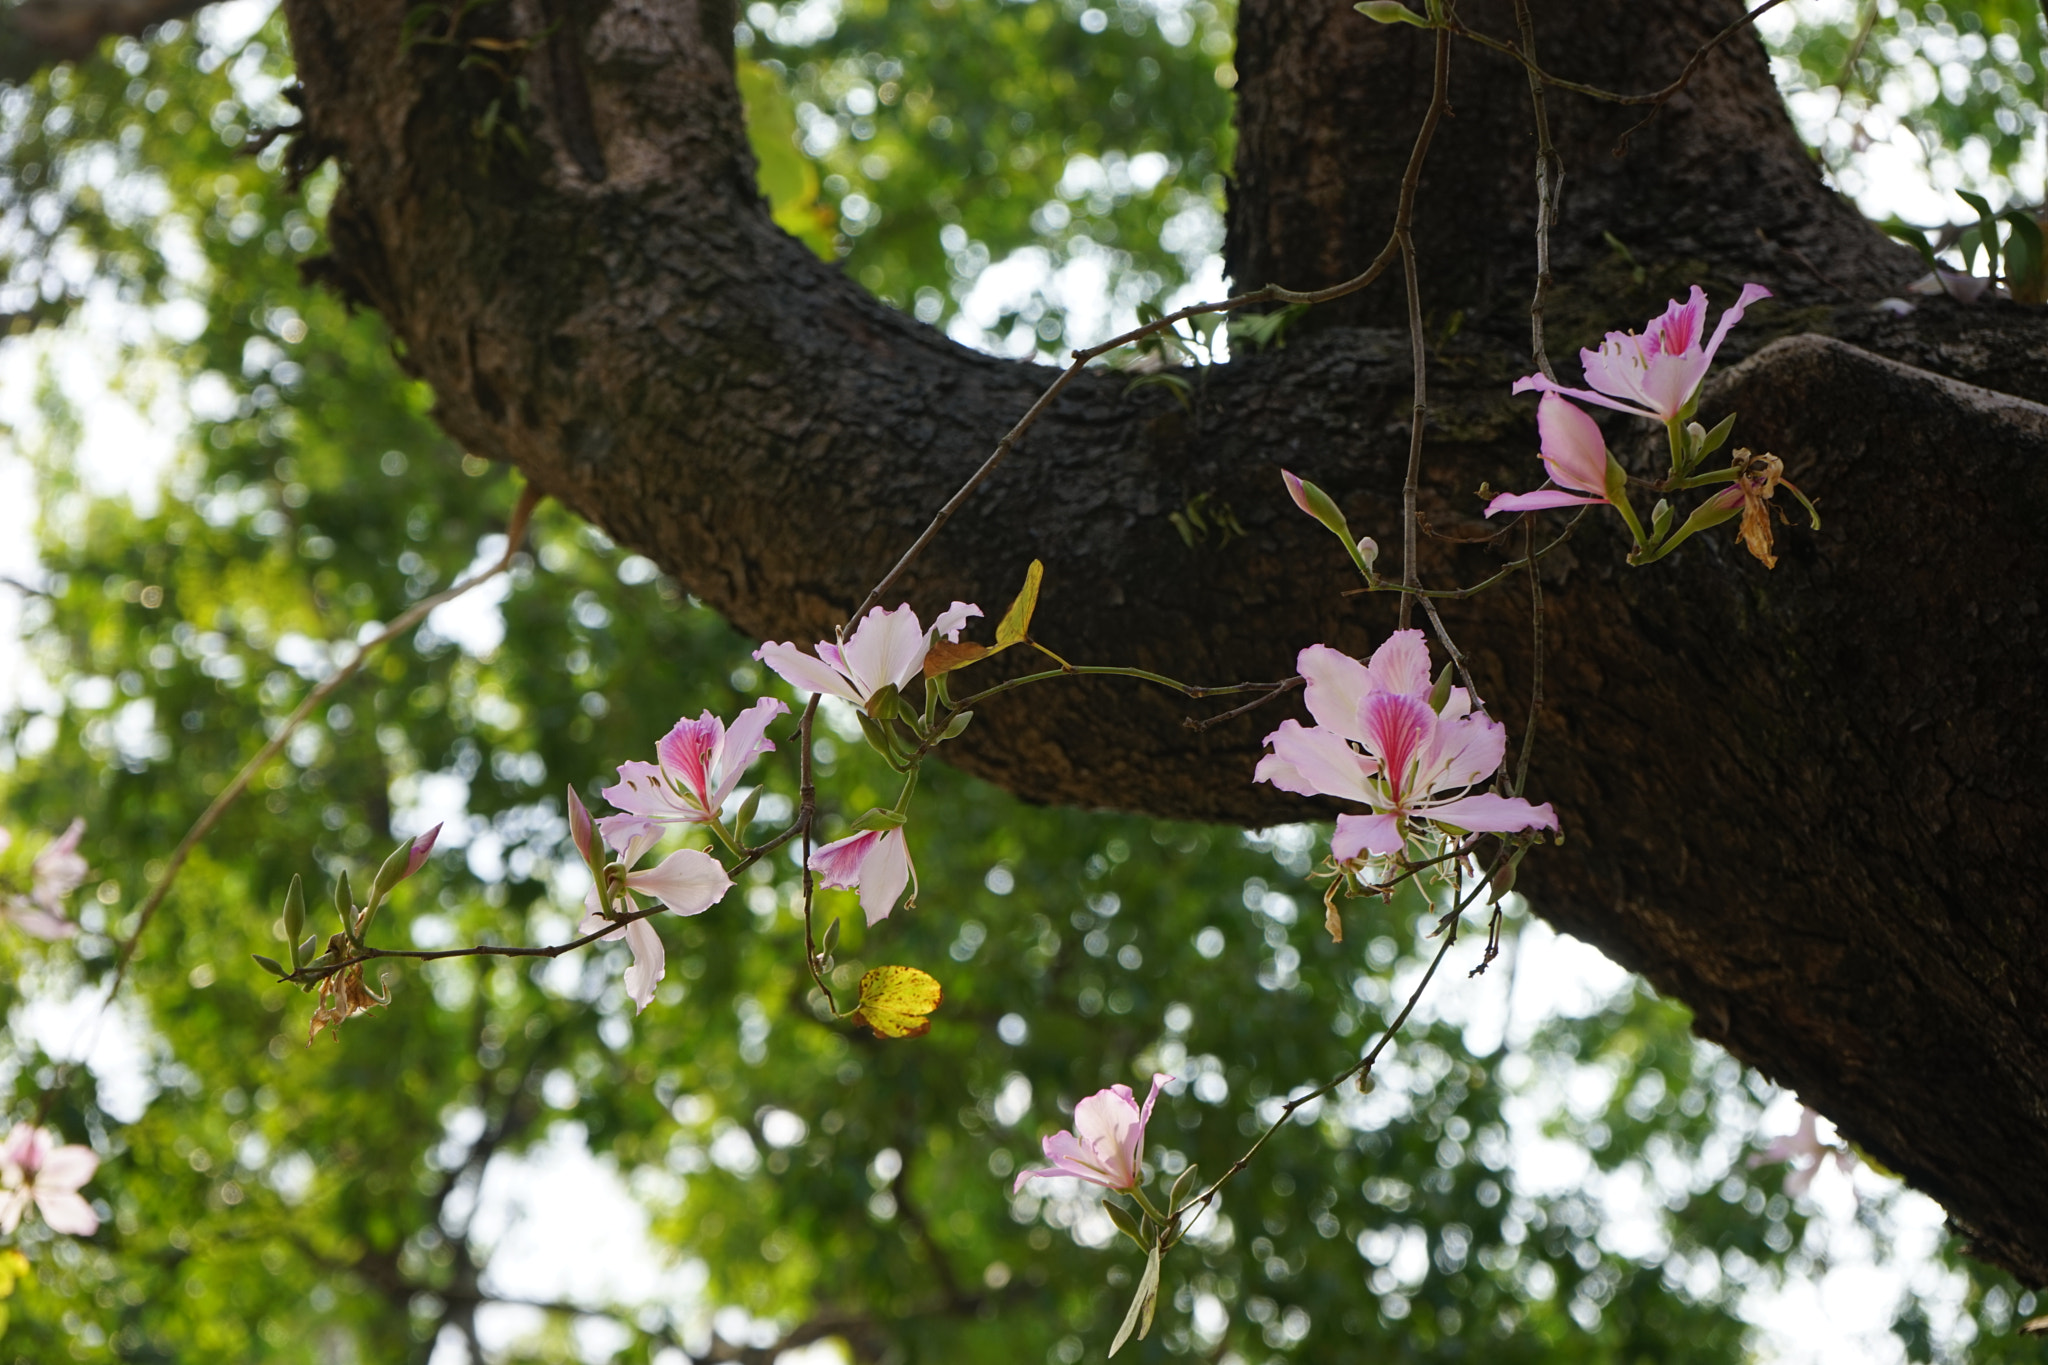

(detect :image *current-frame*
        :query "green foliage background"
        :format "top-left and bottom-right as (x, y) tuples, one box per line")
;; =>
(0, 3), (2042, 1363)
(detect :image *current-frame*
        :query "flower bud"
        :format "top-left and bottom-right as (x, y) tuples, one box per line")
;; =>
(939, 710), (975, 742)
(732, 786), (763, 840)
(1354, 0), (1427, 22)
(282, 874), (305, 953)
(566, 785), (596, 866)
(1280, 470), (1353, 542)
(1356, 537), (1379, 573)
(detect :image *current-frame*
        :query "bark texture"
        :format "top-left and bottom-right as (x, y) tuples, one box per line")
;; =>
(0, 0), (206, 82)
(279, 0), (2048, 1282)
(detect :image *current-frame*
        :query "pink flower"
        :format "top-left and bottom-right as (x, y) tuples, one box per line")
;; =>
(1513, 283), (1771, 422)
(601, 697), (787, 827)
(577, 818), (734, 1012)
(30, 818), (88, 914)
(754, 601), (982, 708)
(1485, 394), (1616, 517)
(1256, 637), (1557, 861)
(1749, 1106), (1855, 1197)
(0, 1123), (99, 1236)
(810, 826), (914, 926)
(1013, 1074), (1170, 1195)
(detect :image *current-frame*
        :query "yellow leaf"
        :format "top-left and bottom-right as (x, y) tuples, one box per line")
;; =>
(994, 560), (1044, 648)
(853, 965), (944, 1039)
(922, 639), (989, 678)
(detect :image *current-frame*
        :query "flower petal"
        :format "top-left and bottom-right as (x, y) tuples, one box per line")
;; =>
(842, 605), (928, 697)
(1366, 629), (1433, 699)
(856, 828), (913, 926)
(1420, 792), (1559, 835)
(1511, 370), (1657, 420)
(1297, 643), (1375, 741)
(1536, 393), (1611, 495)
(928, 601), (984, 644)
(602, 762), (692, 822)
(705, 697), (788, 810)
(1423, 713), (1508, 794)
(1332, 812), (1403, 861)
(36, 1144), (97, 1193)
(621, 916), (666, 1013)
(1356, 691), (1436, 800)
(753, 642), (862, 704)
(1256, 720), (1379, 804)
(1700, 282), (1773, 371)
(625, 848), (733, 916)
(1485, 489), (1607, 517)
(809, 830), (879, 890)
(34, 1188), (98, 1237)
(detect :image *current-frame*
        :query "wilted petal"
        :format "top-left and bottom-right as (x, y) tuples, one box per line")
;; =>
(624, 848), (733, 916)
(753, 641), (863, 704)
(1420, 792), (1558, 835)
(1332, 813), (1403, 861)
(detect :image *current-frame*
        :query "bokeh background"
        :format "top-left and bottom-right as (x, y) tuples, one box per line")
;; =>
(0, 1), (2043, 1361)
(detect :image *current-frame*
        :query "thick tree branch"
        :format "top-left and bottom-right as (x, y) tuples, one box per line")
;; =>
(0, 0), (206, 81)
(279, 0), (2048, 1284)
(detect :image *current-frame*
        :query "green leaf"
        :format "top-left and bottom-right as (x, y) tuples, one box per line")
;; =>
(938, 709), (975, 741)
(994, 560), (1044, 648)
(1878, 218), (1937, 270)
(1696, 410), (1738, 462)
(1105, 1199), (1147, 1247)
(851, 806), (910, 832)
(1427, 661), (1455, 714)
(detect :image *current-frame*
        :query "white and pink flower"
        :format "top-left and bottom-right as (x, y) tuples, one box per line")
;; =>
(0, 1123), (99, 1237)
(810, 825), (914, 926)
(1749, 1105), (1855, 1197)
(601, 697), (787, 829)
(1014, 1074), (1170, 1195)
(754, 601), (982, 709)
(1256, 635), (1557, 861)
(1, 819), (88, 940)
(1513, 283), (1771, 423)
(571, 797), (734, 1013)
(1485, 393), (1617, 518)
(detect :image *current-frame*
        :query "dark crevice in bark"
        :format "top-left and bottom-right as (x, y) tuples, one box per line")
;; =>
(280, 0), (2048, 1284)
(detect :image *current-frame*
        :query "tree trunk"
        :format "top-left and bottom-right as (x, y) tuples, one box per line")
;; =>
(279, 0), (2048, 1284)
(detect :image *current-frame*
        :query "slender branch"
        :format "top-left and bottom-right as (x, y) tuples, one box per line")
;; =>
(103, 485), (541, 1001)
(795, 697), (839, 1016)
(947, 664), (1289, 714)
(1342, 510), (1588, 600)
(1398, 223), (1429, 631)
(1178, 857), (1499, 1229)
(1182, 675), (1304, 735)
(1445, 0), (1793, 125)
(1512, 518), (1545, 798)
(1513, 0), (1563, 383)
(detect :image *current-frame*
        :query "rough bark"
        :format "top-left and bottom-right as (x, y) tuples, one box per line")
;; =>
(279, 0), (2048, 1283)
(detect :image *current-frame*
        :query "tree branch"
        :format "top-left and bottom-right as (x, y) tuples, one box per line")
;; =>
(0, 0), (207, 82)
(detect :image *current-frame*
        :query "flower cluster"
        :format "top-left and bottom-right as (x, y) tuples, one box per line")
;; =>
(1255, 633), (1556, 868)
(1486, 283), (1816, 568)
(0, 1124), (98, 1238)
(756, 600), (983, 924)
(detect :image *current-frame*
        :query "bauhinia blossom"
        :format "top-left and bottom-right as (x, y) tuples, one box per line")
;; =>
(1512, 283), (1772, 423)
(571, 794), (734, 1012)
(0, 1123), (99, 1236)
(1256, 634), (1557, 861)
(601, 697), (787, 831)
(810, 825), (914, 926)
(1485, 393), (1617, 518)
(1749, 1106), (1854, 1197)
(754, 601), (982, 709)
(1013, 1074), (1170, 1194)
(0, 819), (88, 940)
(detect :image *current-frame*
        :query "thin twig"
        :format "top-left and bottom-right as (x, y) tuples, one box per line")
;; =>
(1182, 675), (1304, 734)
(795, 696), (839, 1016)
(1512, 518), (1544, 798)
(1446, 0), (1793, 122)
(104, 485), (542, 1000)
(1513, 0), (1563, 383)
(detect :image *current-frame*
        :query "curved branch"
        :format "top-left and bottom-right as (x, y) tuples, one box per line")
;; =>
(0, 0), (207, 81)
